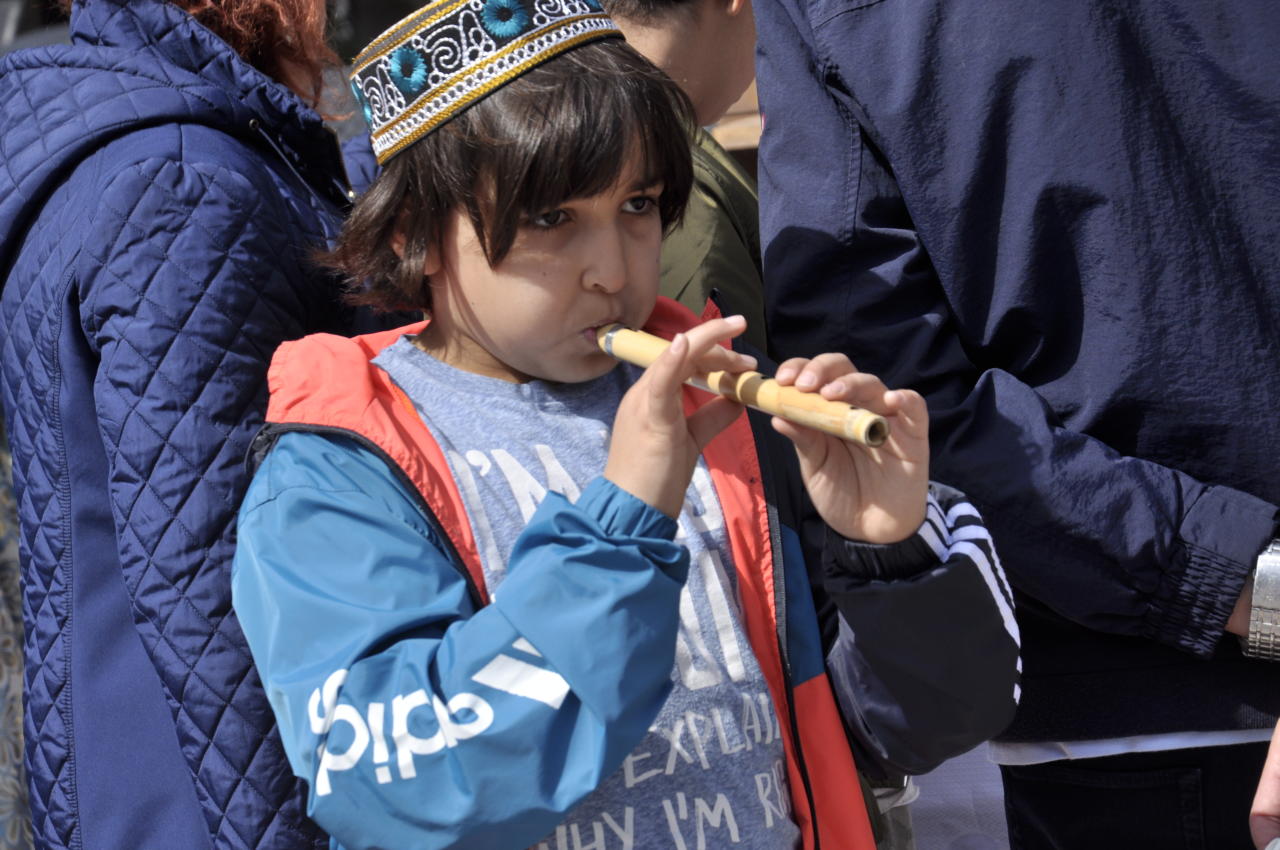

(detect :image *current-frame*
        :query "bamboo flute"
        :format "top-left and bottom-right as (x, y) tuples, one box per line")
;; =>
(596, 324), (889, 448)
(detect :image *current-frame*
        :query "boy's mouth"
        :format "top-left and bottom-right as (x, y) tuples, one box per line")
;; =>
(584, 318), (625, 346)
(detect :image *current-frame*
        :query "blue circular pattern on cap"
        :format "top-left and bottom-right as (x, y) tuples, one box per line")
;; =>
(388, 46), (429, 96)
(351, 0), (623, 164)
(481, 0), (530, 38)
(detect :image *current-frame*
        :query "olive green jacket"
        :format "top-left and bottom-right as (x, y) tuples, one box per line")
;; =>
(660, 129), (768, 351)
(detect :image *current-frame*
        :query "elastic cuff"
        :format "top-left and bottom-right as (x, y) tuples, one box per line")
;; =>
(823, 523), (939, 587)
(1145, 484), (1279, 655)
(577, 477), (679, 541)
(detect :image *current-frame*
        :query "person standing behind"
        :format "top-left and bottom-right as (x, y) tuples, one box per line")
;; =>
(599, 0), (767, 351)
(0, 0), (373, 847)
(753, 0), (1280, 847)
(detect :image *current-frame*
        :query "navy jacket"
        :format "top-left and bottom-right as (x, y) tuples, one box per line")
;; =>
(0, 1), (366, 847)
(756, 0), (1280, 741)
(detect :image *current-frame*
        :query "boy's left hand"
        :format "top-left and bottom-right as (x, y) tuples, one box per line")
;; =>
(772, 354), (929, 544)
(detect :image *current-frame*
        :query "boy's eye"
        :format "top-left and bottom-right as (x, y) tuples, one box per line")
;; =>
(530, 209), (568, 228)
(623, 196), (658, 214)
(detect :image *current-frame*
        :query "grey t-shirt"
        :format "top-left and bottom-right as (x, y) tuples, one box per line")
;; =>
(375, 338), (801, 850)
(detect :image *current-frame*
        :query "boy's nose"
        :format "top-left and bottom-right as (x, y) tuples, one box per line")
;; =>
(582, 226), (629, 293)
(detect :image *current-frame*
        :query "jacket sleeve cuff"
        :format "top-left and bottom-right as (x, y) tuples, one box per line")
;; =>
(823, 492), (945, 586)
(1146, 484), (1279, 655)
(577, 477), (680, 542)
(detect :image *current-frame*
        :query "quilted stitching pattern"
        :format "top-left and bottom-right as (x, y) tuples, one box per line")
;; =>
(0, 2), (363, 847)
(2, 176), (80, 850)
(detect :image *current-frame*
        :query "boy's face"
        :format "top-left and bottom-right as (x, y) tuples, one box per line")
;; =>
(421, 159), (664, 384)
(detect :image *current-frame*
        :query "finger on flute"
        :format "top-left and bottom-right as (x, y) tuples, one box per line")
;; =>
(597, 324), (889, 447)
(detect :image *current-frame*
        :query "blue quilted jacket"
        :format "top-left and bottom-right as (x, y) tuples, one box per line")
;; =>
(0, 2), (367, 848)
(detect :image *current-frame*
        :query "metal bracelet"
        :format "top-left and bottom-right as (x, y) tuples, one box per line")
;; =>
(1243, 541), (1280, 661)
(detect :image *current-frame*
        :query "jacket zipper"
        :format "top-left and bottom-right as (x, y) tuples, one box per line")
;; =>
(719, 296), (824, 849)
(247, 119), (355, 213)
(752, 428), (822, 850)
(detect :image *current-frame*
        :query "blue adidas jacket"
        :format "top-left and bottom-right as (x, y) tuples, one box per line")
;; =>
(0, 1), (369, 847)
(755, 0), (1280, 742)
(230, 316), (1021, 850)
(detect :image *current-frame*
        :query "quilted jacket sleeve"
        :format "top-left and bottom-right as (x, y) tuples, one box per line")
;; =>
(232, 432), (689, 850)
(74, 142), (338, 844)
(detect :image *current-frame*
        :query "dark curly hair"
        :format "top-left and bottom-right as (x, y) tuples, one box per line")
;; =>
(60, 0), (337, 105)
(325, 39), (695, 314)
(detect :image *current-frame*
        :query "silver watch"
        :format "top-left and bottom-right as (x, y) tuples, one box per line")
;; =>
(1243, 540), (1280, 660)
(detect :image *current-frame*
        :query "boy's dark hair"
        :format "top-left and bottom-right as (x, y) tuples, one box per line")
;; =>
(326, 40), (695, 314)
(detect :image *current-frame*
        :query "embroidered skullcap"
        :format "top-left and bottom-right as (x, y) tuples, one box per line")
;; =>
(350, 0), (623, 164)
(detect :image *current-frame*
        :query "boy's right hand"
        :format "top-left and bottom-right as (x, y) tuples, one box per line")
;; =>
(605, 316), (754, 518)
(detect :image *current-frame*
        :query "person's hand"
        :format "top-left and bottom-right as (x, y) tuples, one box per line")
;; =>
(605, 316), (753, 518)
(772, 354), (929, 543)
(1252, 720), (1280, 849)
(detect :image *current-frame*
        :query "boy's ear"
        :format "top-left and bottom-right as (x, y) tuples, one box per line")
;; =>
(724, 0), (749, 16)
(389, 229), (443, 277)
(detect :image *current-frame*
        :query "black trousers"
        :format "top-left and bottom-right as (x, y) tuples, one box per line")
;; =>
(1000, 741), (1268, 850)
